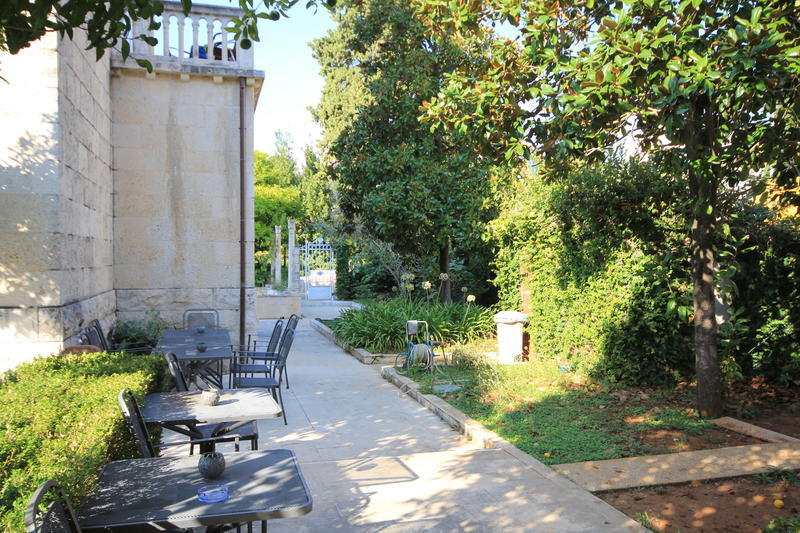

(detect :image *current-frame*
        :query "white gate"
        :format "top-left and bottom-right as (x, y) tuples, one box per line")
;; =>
(302, 238), (335, 300)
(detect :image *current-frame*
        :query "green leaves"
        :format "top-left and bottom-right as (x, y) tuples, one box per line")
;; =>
(0, 351), (165, 531)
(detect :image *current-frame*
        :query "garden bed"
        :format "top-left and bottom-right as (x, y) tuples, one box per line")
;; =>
(598, 470), (800, 532)
(403, 360), (771, 465)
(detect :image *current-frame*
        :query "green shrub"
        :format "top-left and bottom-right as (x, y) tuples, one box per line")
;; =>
(490, 159), (800, 386)
(110, 310), (167, 349)
(490, 160), (694, 384)
(0, 351), (166, 532)
(331, 297), (494, 353)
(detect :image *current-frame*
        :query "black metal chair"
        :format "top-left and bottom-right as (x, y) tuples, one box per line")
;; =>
(25, 480), (82, 533)
(230, 329), (294, 425)
(247, 319), (283, 353)
(183, 308), (220, 329)
(164, 354), (259, 455)
(78, 319), (152, 354)
(118, 389), (245, 458)
(244, 314), (298, 389)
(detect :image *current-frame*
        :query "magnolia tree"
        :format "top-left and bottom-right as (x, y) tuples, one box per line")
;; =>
(312, 0), (492, 302)
(418, 0), (800, 416)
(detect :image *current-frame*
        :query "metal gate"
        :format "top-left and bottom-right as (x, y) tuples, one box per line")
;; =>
(302, 238), (335, 300)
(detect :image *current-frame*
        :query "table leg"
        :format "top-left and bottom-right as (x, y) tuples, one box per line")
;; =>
(198, 440), (216, 454)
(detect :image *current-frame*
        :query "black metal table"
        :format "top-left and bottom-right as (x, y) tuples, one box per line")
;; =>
(157, 329), (232, 388)
(141, 389), (282, 451)
(78, 449), (312, 532)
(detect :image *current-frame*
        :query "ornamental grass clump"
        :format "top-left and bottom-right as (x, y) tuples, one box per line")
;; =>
(331, 297), (494, 353)
(0, 351), (166, 532)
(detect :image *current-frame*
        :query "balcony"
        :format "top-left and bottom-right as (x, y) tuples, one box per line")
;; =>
(112, 1), (261, 77)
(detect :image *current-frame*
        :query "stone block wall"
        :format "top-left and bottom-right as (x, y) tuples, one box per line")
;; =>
(0, 32), (114, 370)
(111, 68), (257, 338)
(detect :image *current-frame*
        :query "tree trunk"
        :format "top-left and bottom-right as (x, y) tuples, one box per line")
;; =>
(691, 203), (723, 418)
(438, 240), (451, 303)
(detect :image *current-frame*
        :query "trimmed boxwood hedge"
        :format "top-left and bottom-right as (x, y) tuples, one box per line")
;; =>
(0, 351), (166, 532)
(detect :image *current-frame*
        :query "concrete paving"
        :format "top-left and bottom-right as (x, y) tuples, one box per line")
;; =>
(239, 306), (646, 532)
(555, 442), (800, 492)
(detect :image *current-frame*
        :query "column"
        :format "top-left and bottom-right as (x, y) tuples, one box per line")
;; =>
(273, 225), (282, 287)
(287, 219), (297, 292)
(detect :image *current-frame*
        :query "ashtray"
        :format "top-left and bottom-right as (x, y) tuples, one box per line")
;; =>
(197, 485), (228, 503)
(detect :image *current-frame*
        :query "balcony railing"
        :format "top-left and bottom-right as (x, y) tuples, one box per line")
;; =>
(127, 1), (254, 69)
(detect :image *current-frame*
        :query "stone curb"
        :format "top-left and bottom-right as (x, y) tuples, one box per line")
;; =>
(309, 319), (395, 364)
(307, 321), (646, 531)
(381, 367), (648, 531)
(712, 416), (800, 443)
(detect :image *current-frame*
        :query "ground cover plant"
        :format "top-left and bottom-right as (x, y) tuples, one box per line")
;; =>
(110, 309), (167, 349)
(407, 349), (760, 465)
(0, 351), (166, 532)
(329, 297), (493, 353)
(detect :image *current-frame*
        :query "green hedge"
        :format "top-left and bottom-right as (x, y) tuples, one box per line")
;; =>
(490, 160), (800, 386)
(490, 161), (694, 384)
(0, 351), (166, 532)
(331, 297), (494, 353)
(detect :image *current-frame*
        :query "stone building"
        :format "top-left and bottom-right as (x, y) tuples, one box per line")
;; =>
(0, 2), (263, 370)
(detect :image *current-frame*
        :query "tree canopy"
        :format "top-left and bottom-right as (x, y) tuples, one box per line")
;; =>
(418, 0), (800, 415)
(312, 0), (493, 301)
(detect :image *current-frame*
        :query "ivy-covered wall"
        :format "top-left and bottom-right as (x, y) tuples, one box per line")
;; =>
(490, 161), (800, 386)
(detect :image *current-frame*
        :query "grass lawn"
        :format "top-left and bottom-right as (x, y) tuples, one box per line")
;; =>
(402, 351), (716, 466)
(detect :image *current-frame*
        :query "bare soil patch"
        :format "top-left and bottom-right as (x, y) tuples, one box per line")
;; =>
(637, 426), (764, 453)
(599, 474), (800, 532)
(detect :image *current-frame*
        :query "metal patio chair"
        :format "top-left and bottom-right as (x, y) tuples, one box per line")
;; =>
(230, 329), (294, 425)
(78, 319), (152, 354)
(183, 308), (220, 329)
(25, 480), (82, 533)
(246, 314), (298, 389)
(118, 389), (242, 458)
(164, 354), (259, 454)
(246, 319), (283, 353)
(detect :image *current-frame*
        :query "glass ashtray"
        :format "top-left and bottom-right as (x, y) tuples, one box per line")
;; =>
(197, 485), (228, 503)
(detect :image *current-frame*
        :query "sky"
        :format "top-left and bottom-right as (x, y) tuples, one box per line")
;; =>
(250, 6), (336, 163)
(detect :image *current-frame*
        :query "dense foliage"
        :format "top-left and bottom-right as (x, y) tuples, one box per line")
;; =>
(110, 310), (167, 348)
(419, 0), (800, 416)
(490, 160), (800, 386)
(331, 297), (493, 353)
(0, 351), (166, 531)
(312, 0), (493, 301)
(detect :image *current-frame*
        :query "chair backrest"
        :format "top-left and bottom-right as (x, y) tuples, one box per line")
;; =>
(274, 314), (299, 355)
(183, 308), (219, 329)
(166, 354), (189, 392)
(275, 329), (295, 372)
(89, 320), (110, 351)
(79, 325), (105, 353)
(25, 480), (82, 533)
(263, 320), (284, 353)
(117, 389), (156, 458)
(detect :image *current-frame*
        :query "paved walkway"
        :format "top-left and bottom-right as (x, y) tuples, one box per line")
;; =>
(244, 306), (645, 532)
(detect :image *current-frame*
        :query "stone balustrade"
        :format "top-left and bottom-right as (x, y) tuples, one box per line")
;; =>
(127, 1), (254, 69)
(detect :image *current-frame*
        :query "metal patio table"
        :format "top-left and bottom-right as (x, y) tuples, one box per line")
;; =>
(157, 328), (232, 388)
(141, 389), (282, 452)
(77, 449), (312, 532)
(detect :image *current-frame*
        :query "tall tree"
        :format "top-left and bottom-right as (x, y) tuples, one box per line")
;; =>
(418, 0), (800, 415)
(311, 0), (490, 301)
